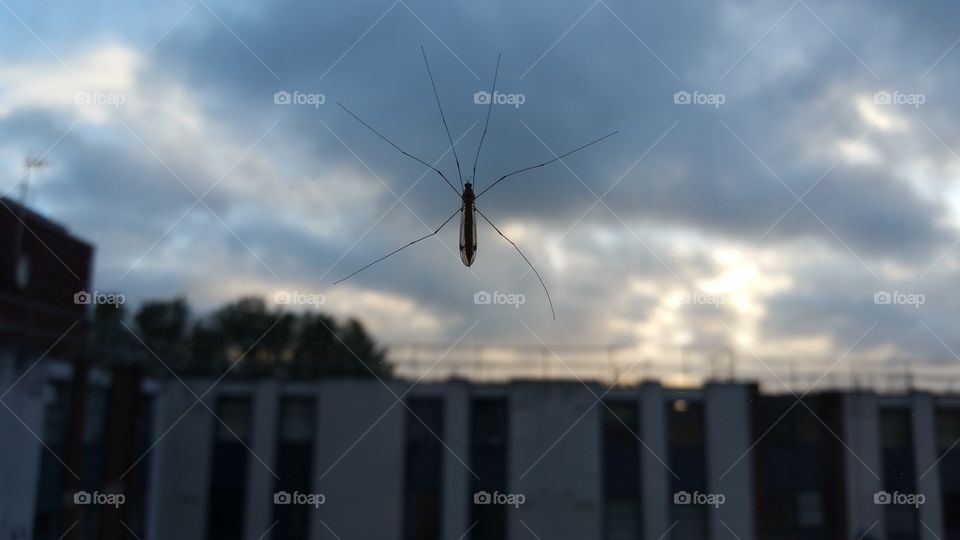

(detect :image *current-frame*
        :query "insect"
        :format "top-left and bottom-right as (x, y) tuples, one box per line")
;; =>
(334, 48), (617, 319)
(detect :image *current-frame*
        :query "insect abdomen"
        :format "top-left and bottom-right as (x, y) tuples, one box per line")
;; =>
(460, 184), (478, 266)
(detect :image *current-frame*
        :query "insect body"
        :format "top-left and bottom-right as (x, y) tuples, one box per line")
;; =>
(334, 47), (617, 320)
(460, 182), (477, 266)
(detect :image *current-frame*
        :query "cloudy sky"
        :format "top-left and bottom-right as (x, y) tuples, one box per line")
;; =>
(2, 0), (960, 373)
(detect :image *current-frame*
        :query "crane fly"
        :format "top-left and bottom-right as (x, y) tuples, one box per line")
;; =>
(334, 47), (617, 319)
(460, 181), (477, 266)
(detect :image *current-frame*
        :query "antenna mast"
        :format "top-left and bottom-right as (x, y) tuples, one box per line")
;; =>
(21, 156), (48, 205)
(11, 156), (49, 283)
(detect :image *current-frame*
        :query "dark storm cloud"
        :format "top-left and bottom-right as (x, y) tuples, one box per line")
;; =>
(4, 0), (960, 358)
(0, 109), (194, 239)
(132, 0), (957, 268)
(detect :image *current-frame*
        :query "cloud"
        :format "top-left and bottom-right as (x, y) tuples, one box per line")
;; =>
(3, 0), (960, 371)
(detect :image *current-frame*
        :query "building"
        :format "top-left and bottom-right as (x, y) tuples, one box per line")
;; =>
(0, 197), (91, 358)
(0, 197), (95, 540)
(4, 362), (959, 540)
(3, 199), (959, 540)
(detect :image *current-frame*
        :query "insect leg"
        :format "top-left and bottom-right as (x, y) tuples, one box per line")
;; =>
(472, 53), (500, 185)
(338, 102), (462, 198)
(421, 46), (465, 190)
(475, 207), (556, 320)
(475, 130), (618, 199)
(334, 206), (463, 285)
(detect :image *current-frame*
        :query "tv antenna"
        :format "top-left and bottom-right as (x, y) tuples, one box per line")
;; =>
(20, 156), (49, 205)
(10, 156), (50, 287)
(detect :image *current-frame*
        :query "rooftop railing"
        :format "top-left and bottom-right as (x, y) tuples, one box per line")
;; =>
(386, 343), (960, 394)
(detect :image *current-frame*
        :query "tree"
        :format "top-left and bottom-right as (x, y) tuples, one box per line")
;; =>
(190, 297), (295, 378)
(97, 295), (389, 380)
(288, 313), (388, 378)
(133, 297), (190, 373)
(337, 317), (389, 377)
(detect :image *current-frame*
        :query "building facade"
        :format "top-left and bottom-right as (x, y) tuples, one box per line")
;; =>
(0, 196), (96, 540)
(5, 363), (960, 540)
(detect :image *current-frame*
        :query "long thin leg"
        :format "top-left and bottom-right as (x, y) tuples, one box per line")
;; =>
(421, 46), (464, 190)
(472, 53), (500, 186)
(475, 130), (618, 199)
(334, 206), (462, 285)
(338, 102), (461, 198)
(475, 207), (556, 320)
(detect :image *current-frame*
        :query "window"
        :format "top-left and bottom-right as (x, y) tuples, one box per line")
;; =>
(403, 397), (444, 540)
(755, 396), (836, 540)
(936, 408), (960, 540)
(603, 400), (641, 540)
(668, 397), (707, 540)
(273, 397), (316, 540)
(206, 396), (252, 540)
(470, 398), (508, 540)
(880, 408), (918, 540)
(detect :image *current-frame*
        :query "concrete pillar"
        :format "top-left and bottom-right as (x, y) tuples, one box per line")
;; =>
(440, 383), (470, 540)
(144, 382), (164, 540)
(705, 383), (755, 540)
(842, 393), (884, 540)
(149, 380), (216, 539)
(508, 382), (602, 539)
(640, 382), (670, 540)
(244, 381), (279, 540)
(0, 349), (47, 540)
(313, 380), (405, 540)
(912, 393), (944, 539)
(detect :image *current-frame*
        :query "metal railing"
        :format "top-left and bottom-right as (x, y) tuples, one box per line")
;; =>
(386, 343), (960, 394)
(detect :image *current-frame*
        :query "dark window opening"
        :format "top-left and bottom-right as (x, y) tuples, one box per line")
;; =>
(206, 396), (252, 540)
(755, 397), (831, 540)
(403, 397), (444, 540)
(470, 398), (508, 540)
(880, 408), (918, 540)
(668, 397), (708, 540)
(603, 400), (642, 540)
(936, 408), (960, 540)
(273, 397), (316, 540)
